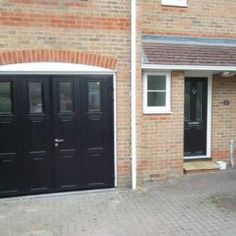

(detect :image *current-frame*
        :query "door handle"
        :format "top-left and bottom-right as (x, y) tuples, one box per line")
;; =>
(55, 138), (64, 142)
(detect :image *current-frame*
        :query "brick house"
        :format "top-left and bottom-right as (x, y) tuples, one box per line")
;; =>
(0, 0), (236, 197)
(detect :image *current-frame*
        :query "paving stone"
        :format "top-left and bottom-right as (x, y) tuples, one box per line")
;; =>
(1, 170), (236, 235)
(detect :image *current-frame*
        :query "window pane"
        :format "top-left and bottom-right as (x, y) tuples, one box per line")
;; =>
(88, 81), (101, 112)
(0, 82), (12, 113)
(148, 92), (166, 106)
(59, 82), (73, 112)
(148, 75), (166, 90)
(184, 82), (190, 120)
(29, 82), (43, 113)
(196, 82), (203, 120)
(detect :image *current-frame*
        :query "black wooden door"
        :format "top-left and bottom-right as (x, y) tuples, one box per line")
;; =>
(21, 76), (53, 194)
(52, 76), (82, 191)
(81, 76), (114, 187)
(0, 77), (21, 196)
(0, 75), (114, 197)
(184, 78), (207, 157)
(52, 75), (114, 190)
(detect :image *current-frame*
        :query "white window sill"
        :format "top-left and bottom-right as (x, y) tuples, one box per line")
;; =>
(161, 3), (188, 7)
(143, 110), (172, 115)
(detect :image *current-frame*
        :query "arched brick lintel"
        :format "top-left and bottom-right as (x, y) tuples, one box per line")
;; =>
(0, 49), (117, 70)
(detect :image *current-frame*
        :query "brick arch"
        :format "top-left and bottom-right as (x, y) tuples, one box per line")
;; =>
(0, 49), (117, 70)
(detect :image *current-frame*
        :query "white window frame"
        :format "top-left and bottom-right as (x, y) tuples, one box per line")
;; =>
(161, 0), (188, 7)
(143, 72), (171, 114)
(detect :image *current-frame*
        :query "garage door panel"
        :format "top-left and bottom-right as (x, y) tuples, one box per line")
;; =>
(0, 154), (19, 194)
(82, 76), (114, 187)
(0, 117), (18, 154)
(0, 78), (22, 195)
(86, 113), (104, 147)
(54, 150), (80, 190)
(25, 116), (49, 152)
(25, 153), (52, 192)
(53, 77), (82, 190)
(85, 148), (106, 186)
(22, 77), (53, 194)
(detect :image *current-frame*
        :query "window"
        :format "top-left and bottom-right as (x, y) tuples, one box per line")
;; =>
(161, 0), (188, 7)
(88, 81), (101, 112)
(29, 82), (43, 113)
(143, 72), (171, 114)
(59, 82), (73, 113)
(0, 82), (12, 113)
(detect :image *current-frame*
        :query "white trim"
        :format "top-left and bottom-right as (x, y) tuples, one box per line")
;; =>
(184, 156), (211, 160)
(0, 62), (118, 188)
(143, 64), (236, 72)
(161, 0), (188, 7)
(143, 72), (171, 114)
(131, 0), (137, 190)
(0, 62), (114, 74)
(184, 72), (212, 160)
(113, 73), (118, 187)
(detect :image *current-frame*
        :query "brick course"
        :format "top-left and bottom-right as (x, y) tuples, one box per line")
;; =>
(0, 49), (117, 69)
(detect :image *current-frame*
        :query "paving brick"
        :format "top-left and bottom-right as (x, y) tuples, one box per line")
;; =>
(1, 170), (236, 235)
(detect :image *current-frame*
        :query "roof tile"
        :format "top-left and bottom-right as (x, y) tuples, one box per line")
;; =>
(143, 43), (236, 66)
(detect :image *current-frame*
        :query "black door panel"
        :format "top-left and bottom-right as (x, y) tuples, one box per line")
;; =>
(21, 77), (53, 194)
(52, 77), (81, 190)
(82, 77), (114, 187)
(0, 78), (22, 196)
(184, 78), (207, 157)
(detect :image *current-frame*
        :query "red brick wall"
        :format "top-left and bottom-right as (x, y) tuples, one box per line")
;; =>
(141, 0), (236, 38)
(212, 75), (236, 162)
(0, 0), (132, 187)
(137, 71), (184, 183)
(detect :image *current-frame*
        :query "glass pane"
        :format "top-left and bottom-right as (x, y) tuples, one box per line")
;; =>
(0, 82), (12, 113)
(88, 81), (101, 112)
(148, 92), (166, 106)
(184, 82), (190, 120)
(196, 82), (203, 120)
(59, 82), (73, 112)
(148, 75), (166, 90)
(29, 82), (43, 113)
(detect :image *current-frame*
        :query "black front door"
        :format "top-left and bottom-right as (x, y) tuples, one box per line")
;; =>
(0, 75), (114, 197)
(184, 78), (207, 157)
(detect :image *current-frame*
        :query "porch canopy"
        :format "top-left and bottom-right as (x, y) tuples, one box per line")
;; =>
(142, 36), (236, 71)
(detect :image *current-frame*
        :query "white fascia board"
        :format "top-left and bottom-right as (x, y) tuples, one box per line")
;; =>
(142, 64), (236, 72)
(0, 62), (114, 74)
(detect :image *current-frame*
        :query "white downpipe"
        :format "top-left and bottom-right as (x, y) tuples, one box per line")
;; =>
(131, 0), (137, 190)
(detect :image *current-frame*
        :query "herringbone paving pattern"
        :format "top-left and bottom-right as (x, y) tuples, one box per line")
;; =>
(1, 170), (236, 236)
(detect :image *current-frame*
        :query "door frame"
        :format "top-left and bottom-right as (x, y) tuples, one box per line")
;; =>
(0, 62), (118, 187)
(184, 71), (212, 160)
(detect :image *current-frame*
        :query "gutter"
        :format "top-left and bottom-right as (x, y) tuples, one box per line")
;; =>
(142, 64), (236, 71)
(131, 0), (137, 190)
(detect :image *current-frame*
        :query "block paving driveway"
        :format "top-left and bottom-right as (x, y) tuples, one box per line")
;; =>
(1, 170), (236, 236)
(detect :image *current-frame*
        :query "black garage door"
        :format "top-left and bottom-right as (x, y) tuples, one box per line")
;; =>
(0, 75), (114, 197)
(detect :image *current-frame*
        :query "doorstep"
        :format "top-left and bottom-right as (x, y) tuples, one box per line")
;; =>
(184, 160), (220, 174)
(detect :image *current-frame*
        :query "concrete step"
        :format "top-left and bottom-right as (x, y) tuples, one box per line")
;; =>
(184, 161), (220, 174)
